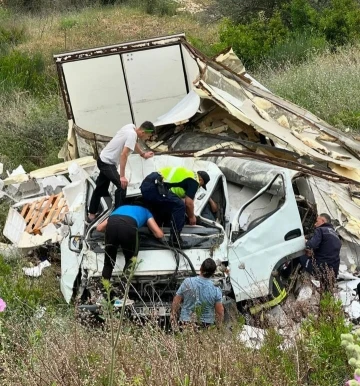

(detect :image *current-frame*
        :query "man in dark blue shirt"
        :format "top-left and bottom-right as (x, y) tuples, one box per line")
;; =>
(299, 213), (341, 291)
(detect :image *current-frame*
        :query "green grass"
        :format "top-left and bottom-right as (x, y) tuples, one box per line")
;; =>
(0, 93), (66, 172)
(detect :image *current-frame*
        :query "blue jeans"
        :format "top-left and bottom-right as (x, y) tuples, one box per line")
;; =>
(140, 172), (185, 234)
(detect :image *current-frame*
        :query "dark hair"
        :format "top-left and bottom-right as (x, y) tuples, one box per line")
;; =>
(319, 213), (331, 223)
(140, 121), (155, 132)
(200, 258), (217, 278)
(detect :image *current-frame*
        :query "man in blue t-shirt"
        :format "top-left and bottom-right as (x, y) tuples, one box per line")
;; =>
(171, 258), (224, 327)
(96, 205), (164, 280)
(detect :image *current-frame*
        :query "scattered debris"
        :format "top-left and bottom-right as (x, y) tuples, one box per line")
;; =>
(23, 259), (51, 277)
(238, 325), (266, 350)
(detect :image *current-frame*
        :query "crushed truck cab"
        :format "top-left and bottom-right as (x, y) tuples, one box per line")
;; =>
(61, 155), (306, 313)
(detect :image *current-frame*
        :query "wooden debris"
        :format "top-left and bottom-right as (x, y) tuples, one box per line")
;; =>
(20, 193), (68, 235)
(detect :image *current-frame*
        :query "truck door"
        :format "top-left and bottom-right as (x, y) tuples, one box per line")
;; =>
(228, 170), (305, 302)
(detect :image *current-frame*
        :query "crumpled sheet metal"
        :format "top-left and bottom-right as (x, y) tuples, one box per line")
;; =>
(56, 37), (360, 184)
(308, 176), (360, 240)
(214, 48), (245, 75)
(194, 65), (360, 180)
(216, 157), (297, 195)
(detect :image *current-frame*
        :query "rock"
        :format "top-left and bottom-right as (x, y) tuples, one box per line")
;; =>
(238, 325), (266, 350)
(265, 305), (291, 328)
(297, 285), (313, 301)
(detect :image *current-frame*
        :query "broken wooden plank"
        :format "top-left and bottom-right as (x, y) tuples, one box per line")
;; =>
(24, 197), (46, 233)
(31, 195), (55, 232)
(24, 201), (38, 223)
(42, 193), (63, 228)
(20, 203), (30, 218)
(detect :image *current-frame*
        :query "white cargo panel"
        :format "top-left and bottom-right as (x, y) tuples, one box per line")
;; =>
(62, 55), (132, 137)
(122, 45), (188, 125)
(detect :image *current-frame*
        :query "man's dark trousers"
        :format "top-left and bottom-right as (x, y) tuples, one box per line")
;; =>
(102, 215), (138, 280)
(89, 158), (126, 215)
(140, 172), (185, 235)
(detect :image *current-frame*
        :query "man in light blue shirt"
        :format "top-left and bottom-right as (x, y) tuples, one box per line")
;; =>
(171, 258), (224, 327)
(97, 205), (164, 279)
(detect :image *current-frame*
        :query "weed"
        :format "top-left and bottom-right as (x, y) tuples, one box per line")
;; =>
(301, 293), (352, 384)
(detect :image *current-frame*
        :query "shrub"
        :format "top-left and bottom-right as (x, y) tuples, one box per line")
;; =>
(219, 14), (289, 68)
(319, 0), (360, 46)
(281, 0), (319, 31)
(217, 0), (360, 69)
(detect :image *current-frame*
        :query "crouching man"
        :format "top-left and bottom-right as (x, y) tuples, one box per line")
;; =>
(140, 166), (210, 248)
(171, 258), (224, 329)
(299, 213), (341, 292)
(97, 205), (164, 280)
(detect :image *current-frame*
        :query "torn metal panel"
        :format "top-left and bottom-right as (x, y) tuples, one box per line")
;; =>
(154, 90), (200, 127)
(3, 207), (26, 245)
(214, 47), (245, 75)
(307, 176), (360, 251)
(195, 68), (360, 174)
(3, 157), (96, 186)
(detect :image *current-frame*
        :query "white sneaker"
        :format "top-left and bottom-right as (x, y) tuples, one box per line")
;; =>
(113, 298), (134, 308)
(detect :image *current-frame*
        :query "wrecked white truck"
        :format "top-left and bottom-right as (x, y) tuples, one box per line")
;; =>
(68, 154), (311, 315)
(2, 34), (360, 318)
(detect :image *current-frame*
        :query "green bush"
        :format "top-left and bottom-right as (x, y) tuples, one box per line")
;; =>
(319, 0), (360, 45)
(218, 0), (360, 69)
(219, 13), (289, 68)
(281, 0), (319, 30)
(0, 50), (56, 95)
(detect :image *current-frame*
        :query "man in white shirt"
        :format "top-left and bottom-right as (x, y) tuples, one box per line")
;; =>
(88, 121), (154, 222)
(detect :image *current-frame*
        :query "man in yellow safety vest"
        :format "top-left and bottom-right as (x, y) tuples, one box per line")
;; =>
(140, 166), (210, 248)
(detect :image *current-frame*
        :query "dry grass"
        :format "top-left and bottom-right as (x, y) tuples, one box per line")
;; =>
(254, 44), (360, 131)
(16, 5), (219, 62)
(1, 314), (307, 386)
